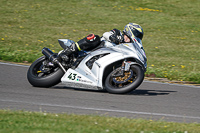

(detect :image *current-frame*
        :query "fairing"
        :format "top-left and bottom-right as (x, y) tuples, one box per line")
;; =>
(61, 40), (147, 90)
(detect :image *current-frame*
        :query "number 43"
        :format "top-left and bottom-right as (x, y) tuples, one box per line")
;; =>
(68, 73), (77, 80)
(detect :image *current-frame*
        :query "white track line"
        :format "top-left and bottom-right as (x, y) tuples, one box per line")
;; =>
(0, 62), (29, 67)
(1, 99), (200, 120)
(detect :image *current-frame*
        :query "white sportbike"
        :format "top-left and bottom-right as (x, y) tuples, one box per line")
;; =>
(27, 38), (147, 94)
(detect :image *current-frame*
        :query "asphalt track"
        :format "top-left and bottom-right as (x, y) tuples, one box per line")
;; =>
(0, 62), (200, 123)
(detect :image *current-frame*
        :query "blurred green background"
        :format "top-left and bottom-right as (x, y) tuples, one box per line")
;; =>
(0, 0), (199, 83)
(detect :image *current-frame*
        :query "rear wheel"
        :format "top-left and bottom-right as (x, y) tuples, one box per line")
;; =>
(27, 56), (64, 87)
(105, 65), (144, 94)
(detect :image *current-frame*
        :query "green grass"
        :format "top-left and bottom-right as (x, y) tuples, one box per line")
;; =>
(0, 110), (200, 133)
(0, 0), (200, 83)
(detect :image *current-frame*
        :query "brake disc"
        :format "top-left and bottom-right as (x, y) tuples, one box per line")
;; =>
(112, 70), (133, 84)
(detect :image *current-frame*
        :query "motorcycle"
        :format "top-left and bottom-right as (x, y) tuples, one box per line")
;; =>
(27, 37), (147, 94)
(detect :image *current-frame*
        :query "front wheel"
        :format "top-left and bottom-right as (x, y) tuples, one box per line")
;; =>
(104, 65), (144, 94)
(27, 56), (64, 87)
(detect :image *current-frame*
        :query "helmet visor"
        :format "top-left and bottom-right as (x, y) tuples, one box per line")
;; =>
(130, 27), (143, 40)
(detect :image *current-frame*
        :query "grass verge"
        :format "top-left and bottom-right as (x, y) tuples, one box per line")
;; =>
(0, 110), (200, 133)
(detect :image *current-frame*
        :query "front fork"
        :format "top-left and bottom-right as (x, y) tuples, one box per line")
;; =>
(112, 60), (131, 77)
(42, 47), (67, 73)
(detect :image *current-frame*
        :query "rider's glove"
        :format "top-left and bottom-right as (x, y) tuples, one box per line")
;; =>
(109, 29), (124, 44)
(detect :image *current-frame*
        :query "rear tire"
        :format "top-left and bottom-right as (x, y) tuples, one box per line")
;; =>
(105, 65), (144, 94)
(27, 56), (64, 87)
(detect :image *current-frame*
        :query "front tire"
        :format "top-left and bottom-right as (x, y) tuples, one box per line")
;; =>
(104, 65), (144, 94)
(27, 56), (64, 87)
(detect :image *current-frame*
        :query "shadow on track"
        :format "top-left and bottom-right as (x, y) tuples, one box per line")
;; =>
(128, 89), (177, 96)
(52, 85), (177, 96)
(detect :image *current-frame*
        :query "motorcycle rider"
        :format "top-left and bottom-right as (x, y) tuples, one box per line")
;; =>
(59, 22), (144, 61)
(102, 22), (143, 44)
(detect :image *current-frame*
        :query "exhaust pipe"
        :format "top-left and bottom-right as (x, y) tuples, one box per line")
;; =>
(42, 47), (57, 62)
(42, 47), (67, 73)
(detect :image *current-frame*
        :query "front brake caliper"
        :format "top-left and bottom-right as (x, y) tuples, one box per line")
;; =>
(112, 68), (124, 77)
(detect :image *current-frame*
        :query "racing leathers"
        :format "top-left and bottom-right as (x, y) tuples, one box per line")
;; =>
(59, 34), (101, 61)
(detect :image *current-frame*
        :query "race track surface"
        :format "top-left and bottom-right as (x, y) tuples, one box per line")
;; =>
(0, 62), (200, 123)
